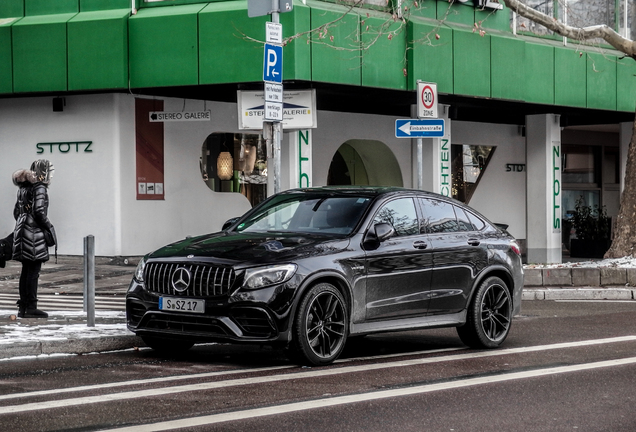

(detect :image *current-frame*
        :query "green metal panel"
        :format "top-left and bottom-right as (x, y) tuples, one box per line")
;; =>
(199, 1), (268, 85)
(554, 46), (586, 107)
(407, 17), (453, 93)
(586, 52), (616, 111)
(310, 2), (361, 86)
(280, 0), (311, 81)
(477, 5), (510, 32)
(0, 0), (23, 18)
(80, 0), (131, 12)
(361, 13), (407, 90)
(524, 41), (554, 105)
(408, 1), (437, 20)
(616, 57), (636, 112)
(129, 4), (204, 88)
(437, 1), (474, 26)
(490, 36), (524, 101)
(0, 19), (16, 94)
(68, 9), (129, 90)
(141, 0), (223, 8)
(453, 27), (490, 98)
(12, 13), (75, 93)
(26, 0), (78, 15)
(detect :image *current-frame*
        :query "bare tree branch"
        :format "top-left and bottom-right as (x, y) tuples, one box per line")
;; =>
(502, 0), (636, 59)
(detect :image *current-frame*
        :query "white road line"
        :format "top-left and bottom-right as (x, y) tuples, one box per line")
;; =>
(0, 336), (635, 414)
(100, 356), (636, 432)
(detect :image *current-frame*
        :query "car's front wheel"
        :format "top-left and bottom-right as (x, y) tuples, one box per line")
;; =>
(291, 283), (348, 366)
(457, 276), (512, 349)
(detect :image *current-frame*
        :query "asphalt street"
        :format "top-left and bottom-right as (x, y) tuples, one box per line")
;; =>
(1, 300), (635, 431)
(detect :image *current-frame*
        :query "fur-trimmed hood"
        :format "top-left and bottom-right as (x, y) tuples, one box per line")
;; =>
(12, 169), (37, 187)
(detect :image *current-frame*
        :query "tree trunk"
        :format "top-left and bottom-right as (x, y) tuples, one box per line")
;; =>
(605, 114), (636, 258)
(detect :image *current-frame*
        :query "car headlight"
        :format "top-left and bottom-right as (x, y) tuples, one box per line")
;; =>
(243, 264), (297, 290)
(134, 257), (147, 282)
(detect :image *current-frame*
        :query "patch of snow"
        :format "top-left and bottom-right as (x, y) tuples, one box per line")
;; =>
(0, 309), (132, 344)
(525, 256), (636, 269)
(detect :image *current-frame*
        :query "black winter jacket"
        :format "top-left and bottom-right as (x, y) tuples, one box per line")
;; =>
(12, 169), (54, 262)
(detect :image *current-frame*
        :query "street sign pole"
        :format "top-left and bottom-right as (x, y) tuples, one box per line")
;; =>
(270, 2), (282, 194)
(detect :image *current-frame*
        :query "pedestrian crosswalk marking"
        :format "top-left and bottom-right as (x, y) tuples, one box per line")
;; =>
(0, 293), (125, 311)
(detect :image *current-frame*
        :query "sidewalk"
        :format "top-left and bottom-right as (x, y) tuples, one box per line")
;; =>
(0, 256), (141, 360)
(0, 256), (634, 361)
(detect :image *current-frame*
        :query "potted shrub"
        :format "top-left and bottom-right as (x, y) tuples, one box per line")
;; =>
(568, 197), (611, 259)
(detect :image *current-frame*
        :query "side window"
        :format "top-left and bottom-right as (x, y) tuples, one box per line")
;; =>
(373, 198), (419, 237)
(455, 206), (474, 232)
(420, 198), (459, 233)
(466, 210), (486, 231)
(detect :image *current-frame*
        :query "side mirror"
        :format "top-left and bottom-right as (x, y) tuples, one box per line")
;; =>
(363, 222), (395, 249)
(222, 217), (240, 231)
(374, 222), (395, 242)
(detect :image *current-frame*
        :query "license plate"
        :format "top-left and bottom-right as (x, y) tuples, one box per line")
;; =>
(159, 297), (205, 314)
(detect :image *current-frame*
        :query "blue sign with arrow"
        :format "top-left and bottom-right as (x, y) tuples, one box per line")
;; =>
(263, 43), (283, 84)
(395, 119), (445, 138)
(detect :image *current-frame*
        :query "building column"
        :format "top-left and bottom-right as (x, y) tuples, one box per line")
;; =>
(418, 105), (451, 195)
(526, 114), (562, 264)
(619, 122), (632, 194)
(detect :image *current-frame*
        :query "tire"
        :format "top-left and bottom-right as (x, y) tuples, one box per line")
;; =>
(142, 336), (194, 353)
(457, 276), (512, 349)
(291, 283), (348, 366)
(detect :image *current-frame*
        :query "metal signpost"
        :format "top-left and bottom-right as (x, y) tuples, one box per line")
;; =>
(248, 0), (292, 194)
(398, 81), (441, 190)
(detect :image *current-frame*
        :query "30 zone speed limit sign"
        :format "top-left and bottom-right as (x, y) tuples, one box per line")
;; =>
(417, 82), (438, 118)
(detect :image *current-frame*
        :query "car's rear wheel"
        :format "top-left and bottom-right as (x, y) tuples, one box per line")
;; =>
(457, 276), (512, 349)
(291, 283), (348, 366)
(142, 336), (194, 353)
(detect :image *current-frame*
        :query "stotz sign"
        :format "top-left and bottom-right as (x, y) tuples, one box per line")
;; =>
(552, 142), (561, 233)
(417, 82), (438, 118)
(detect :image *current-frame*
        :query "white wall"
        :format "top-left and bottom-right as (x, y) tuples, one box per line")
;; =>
(118, 96), (252, 256)
(452, 121), (527, 240)
(0, 95), (122, 256)
(0, 95), (253, 257)
(0, 95), (527, 256)
(311, 111), (413, 188)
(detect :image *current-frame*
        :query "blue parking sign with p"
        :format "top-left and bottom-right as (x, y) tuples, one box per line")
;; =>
(263, 43), (283, 84)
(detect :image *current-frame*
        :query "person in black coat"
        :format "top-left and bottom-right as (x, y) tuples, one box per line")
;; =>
(12, 160), (56, 318)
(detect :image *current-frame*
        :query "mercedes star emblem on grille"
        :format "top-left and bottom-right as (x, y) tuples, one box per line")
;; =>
(171, 267), (192, 293)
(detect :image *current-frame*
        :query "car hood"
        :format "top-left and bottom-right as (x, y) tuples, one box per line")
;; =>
(148, 231), (352, 265)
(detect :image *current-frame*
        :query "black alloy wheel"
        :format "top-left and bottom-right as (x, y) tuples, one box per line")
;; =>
(457, 276), (512, 349)
(292, 283), (348, 366)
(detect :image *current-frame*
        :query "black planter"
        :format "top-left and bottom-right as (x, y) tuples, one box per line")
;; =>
(569, 239), (611, 259)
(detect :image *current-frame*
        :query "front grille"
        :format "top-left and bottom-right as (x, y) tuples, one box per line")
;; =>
(143, 312), (229, 335)
(144, 262), (236, 297)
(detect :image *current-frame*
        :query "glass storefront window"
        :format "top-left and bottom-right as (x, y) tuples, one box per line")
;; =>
(562, 144), (600, 184)
(200, 133), (268, 207)
(451, 144), (495, 204)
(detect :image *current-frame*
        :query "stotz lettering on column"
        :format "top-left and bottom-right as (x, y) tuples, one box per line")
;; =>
(553, 144), (561, 232)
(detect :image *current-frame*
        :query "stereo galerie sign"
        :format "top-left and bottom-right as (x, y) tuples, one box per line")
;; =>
(237, 90), (317, 130)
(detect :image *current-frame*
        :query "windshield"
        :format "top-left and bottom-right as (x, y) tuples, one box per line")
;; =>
(236, 194), (372, 235)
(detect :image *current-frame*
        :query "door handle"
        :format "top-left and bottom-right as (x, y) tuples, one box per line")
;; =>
(413, 241), (428, 249)
(467, 239), (480, 246)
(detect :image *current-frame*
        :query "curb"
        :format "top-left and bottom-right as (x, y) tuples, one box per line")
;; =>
(522, 287), (635, 301)
(0, 335), (145, 360)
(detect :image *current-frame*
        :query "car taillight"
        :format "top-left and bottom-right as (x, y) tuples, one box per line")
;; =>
(510, 241), (521, 256)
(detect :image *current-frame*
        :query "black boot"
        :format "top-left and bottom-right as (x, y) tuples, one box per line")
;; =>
(16, 300), (25, 318)
(23, 301), (48, 319)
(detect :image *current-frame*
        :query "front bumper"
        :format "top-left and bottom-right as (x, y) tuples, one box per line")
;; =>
(126, 280), (295, 345)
